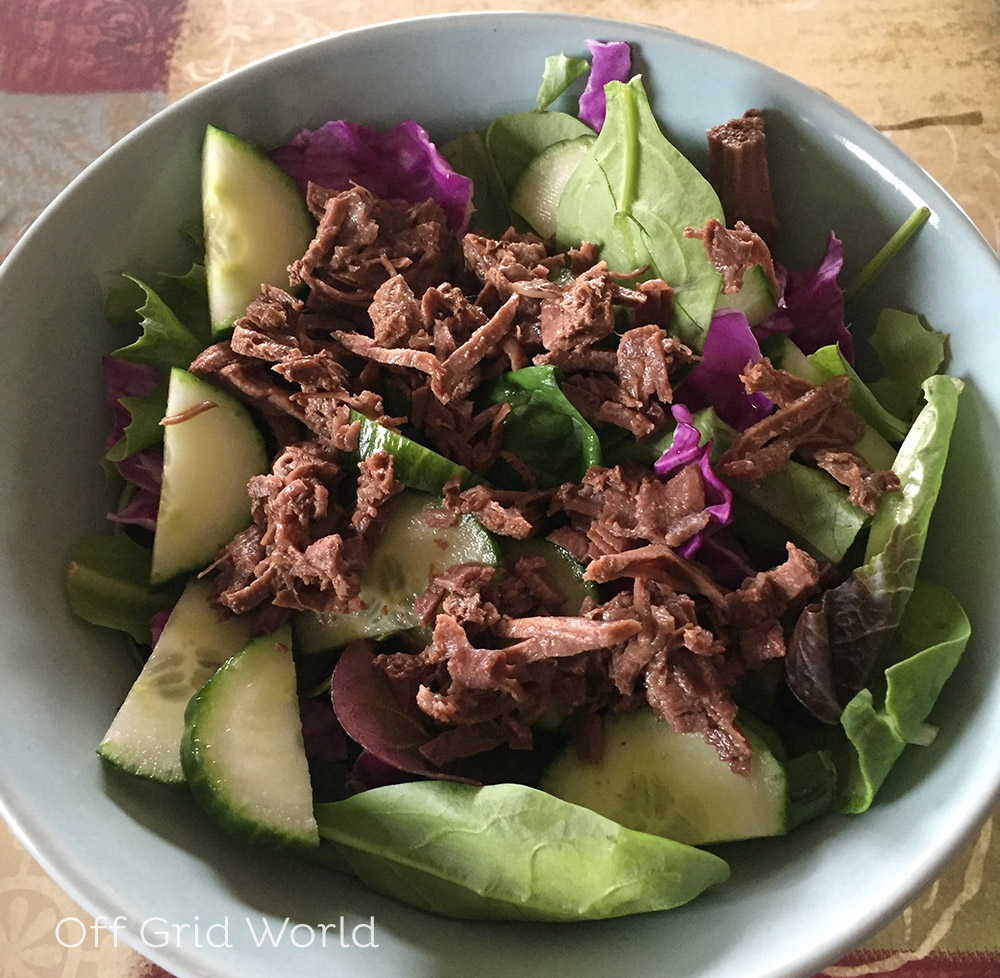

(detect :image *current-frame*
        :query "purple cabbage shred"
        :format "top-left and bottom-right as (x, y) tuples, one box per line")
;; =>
(676, 310), (773, 431)
(654, 404), (733, 558)
(270, 119), (473, 234)
(754, 232), (854, 362)
(578, 40), (632, 131)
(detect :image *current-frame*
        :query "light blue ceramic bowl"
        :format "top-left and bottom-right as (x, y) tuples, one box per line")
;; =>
(1, 12), (998, 978)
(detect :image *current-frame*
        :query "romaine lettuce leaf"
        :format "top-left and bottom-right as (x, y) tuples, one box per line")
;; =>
(838, 578), (969, 813)
(868, 308), (947, 423)
(785, 374), (962, 723)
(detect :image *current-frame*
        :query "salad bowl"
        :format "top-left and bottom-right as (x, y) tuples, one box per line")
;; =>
(1, 11), (999, 978)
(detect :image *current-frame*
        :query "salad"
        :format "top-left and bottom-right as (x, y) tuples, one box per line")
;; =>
(67, 39), (969, 921)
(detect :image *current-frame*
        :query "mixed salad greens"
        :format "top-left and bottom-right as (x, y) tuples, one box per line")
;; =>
(67, 40), (969, 920)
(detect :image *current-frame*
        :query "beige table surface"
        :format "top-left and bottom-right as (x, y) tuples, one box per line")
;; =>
(1, 1), (999, 976)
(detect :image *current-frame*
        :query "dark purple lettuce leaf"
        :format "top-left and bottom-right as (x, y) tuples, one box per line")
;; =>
(270, 119), (473, 233)
(300, 695), (348, 763)
(330, 640), (478, 786)
(106, 448), (162, 531)
(103, 356), (159, 450)
(654, 404), (733, 558)
(675, 310), (773, 430)
(578, 40), (632, 131)
(754, 233), (854, 362)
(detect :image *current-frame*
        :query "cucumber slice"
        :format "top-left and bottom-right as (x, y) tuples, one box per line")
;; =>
(151, 367), (268, 584)
(510, 134), (596, 238)
(350, 410), (477, 493)
(181, 625), (319, 849)
(714, 262), (778, 327)
(540, 709), (825, 846)
(202, 125), (314, 332)
(498, 537), (597, 616)
(98, 577), (254, 783)
(294, 490), (501, 653)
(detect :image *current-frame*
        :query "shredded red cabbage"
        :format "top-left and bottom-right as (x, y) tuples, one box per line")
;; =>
(270, 119), (473, 234)
(754, 233), (854, 362)
(578, 40), (632, 131)
(654, 404), (733, 557)
(676, 310), (773, 430)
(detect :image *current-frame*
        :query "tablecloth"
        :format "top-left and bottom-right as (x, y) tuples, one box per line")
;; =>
(2, 1), (999, 975)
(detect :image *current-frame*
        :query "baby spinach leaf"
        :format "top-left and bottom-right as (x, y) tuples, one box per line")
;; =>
(440, 130), (511, 237)
(868, 309), (947, 423)
(485, 111), (593, 207)
(556, 76), (724, 348)
(838, 578), (969, 813)
(786, 374), (962, 724)
(314, 781), (730, 920)
(489, 365), (602, 488)
(535, 53), (589, 111)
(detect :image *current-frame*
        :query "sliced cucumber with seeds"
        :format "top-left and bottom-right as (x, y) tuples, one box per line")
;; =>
(202, 125), (314, 333)
(498, 537), (597, 616)
(350, 410), (478, 493)
(182, 625), (319, 849)
(294, 490), (501, 653)
(510, 134), (596, 238)
(540, 708), (834, 846)
(151, 367), (268, 585)
(98, 576), (254, 783)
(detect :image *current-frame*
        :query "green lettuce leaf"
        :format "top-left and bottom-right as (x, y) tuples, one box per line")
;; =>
(556, 76), (724, 347)
(838, 578), (970, 813)
(66, 531), (183, 644)
(111, 276), (205, 372)
(868, 309), (947, 423)
(314, 781), (729, 920)
(535, 53), (589, 110)
(489, 365), (602, 488)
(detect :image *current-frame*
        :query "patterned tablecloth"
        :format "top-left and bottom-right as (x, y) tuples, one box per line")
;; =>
(2, 1), (999, 976)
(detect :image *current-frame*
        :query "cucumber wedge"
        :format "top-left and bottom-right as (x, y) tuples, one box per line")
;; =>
(202, 125), (314, 332)
(98, 577), (254, 783)
(294, 490), (501, 653)
(713, 262), (778, 326)
(510, 134), (595, 238)
(151, 367), (268, 585)
(182, 625), (319, 849)
(540, 708), (833, 846)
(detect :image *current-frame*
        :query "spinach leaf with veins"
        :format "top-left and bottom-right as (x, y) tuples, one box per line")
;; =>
(314, 781), (729, 921)
(556, 76), (724, 348)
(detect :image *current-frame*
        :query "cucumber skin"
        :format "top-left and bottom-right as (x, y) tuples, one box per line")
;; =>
(181, 626), (319, 850)
(539, 709), (790, 846)
(350, 411), (479, 493)
(510, 134), (596, 239)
